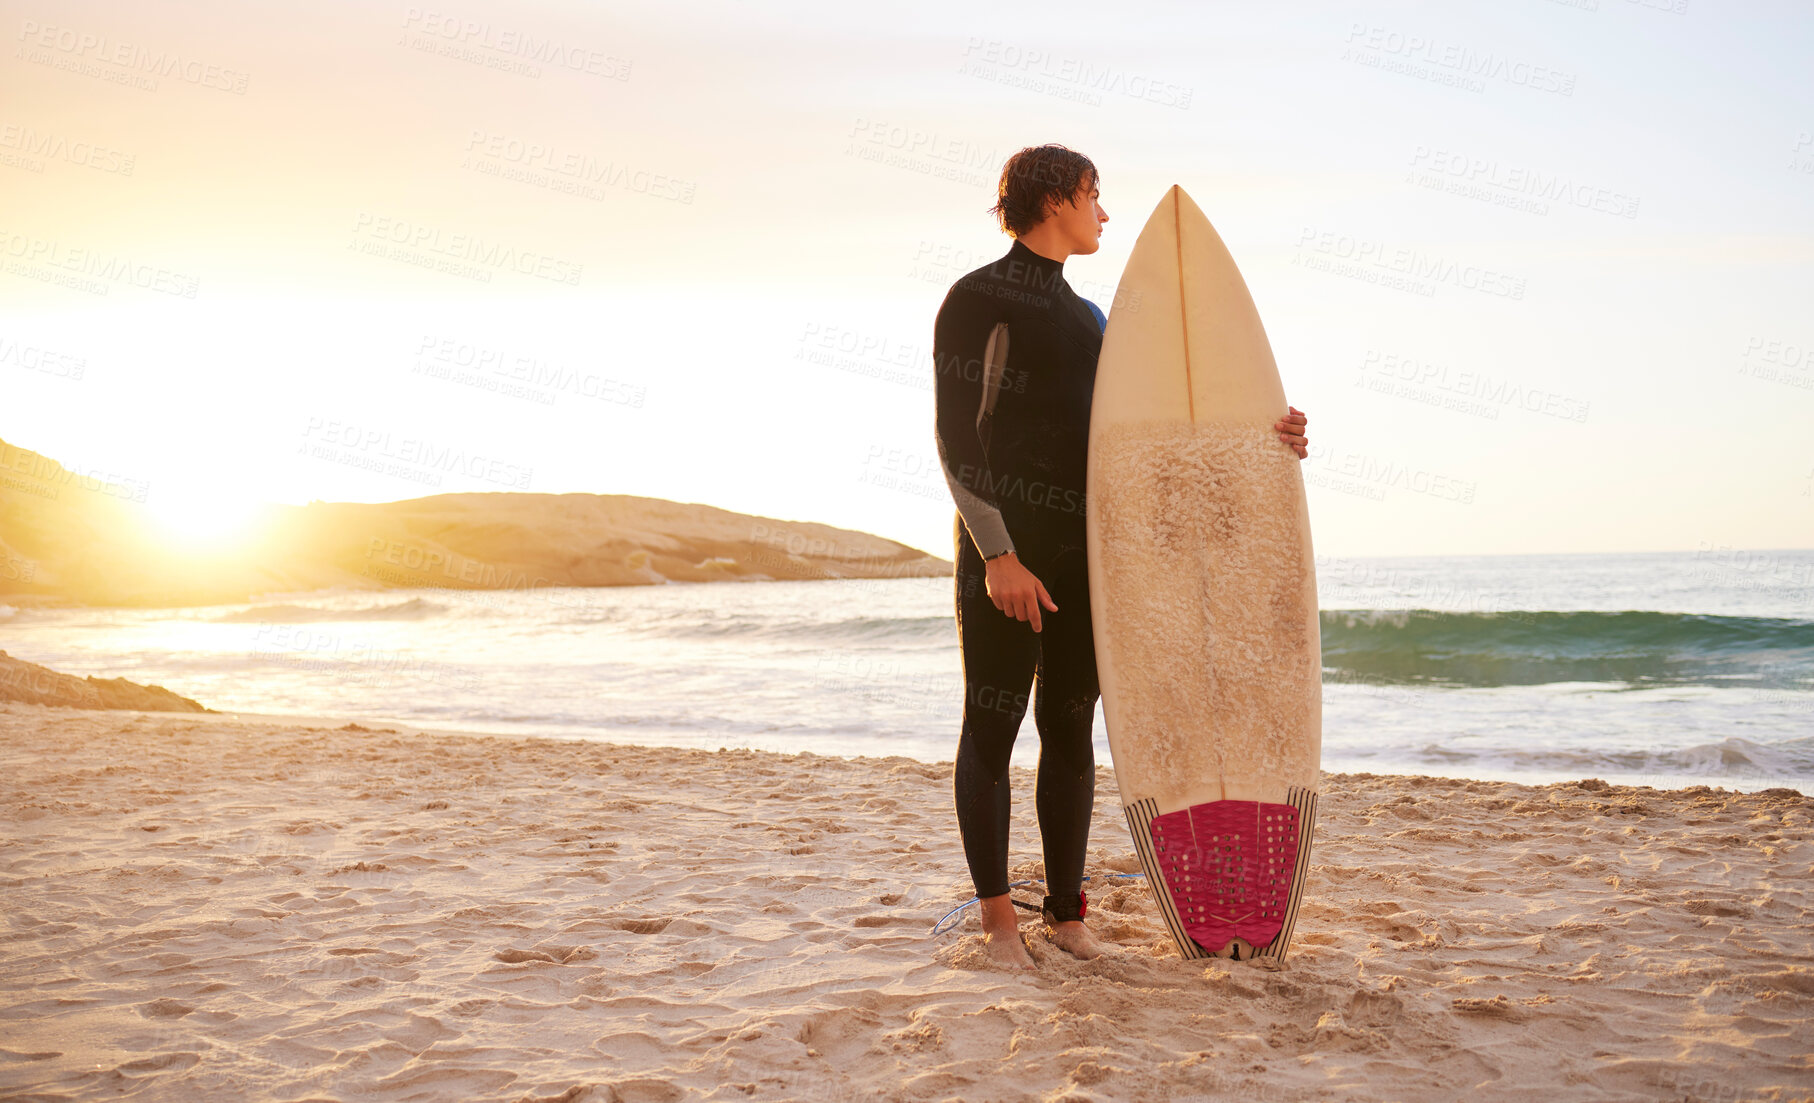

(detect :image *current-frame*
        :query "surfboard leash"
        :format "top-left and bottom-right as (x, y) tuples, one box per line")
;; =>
(928, 873), (1147, 937)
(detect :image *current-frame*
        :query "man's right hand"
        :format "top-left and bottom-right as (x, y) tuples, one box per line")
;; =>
(984, 551), (1059, 632)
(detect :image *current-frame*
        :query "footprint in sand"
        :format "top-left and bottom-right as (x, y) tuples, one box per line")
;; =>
(1451, 993), (1528, 1019)
(138, 999), (194, 1019)
(494, 945), (597, 964)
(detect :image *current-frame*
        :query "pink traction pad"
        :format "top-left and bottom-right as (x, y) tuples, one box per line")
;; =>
(1148, 799), (1301, 954)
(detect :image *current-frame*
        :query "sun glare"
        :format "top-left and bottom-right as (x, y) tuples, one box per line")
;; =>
(141, 490), (273, 551)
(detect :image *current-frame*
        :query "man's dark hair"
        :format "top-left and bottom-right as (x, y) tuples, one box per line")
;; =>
(988, 144), (1097, 238)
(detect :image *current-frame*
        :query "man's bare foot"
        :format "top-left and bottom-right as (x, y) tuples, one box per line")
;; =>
(1047, 919), (1103, 960)
(977, 894), (1035, 970)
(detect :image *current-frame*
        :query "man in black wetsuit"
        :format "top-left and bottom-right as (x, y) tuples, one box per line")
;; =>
(932, 144), (1309, 969)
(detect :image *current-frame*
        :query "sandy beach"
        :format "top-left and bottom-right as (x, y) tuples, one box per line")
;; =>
(0, 703), (1808, 1102)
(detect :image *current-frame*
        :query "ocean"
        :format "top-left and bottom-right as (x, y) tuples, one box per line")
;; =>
(4, 548), (1810, 794)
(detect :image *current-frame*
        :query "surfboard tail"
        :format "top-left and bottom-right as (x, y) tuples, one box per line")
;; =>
(1124, 788), (1319, 964)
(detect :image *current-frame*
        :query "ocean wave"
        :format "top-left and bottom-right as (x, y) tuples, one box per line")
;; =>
(1390, 735), (1814, 784)
(211, 597), (449, 624)
(560, 610), (953, 643)
(1320, 609), (1814, 689)
(755, 613), (953, 643)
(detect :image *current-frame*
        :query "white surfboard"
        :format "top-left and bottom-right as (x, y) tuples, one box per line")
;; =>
(1086, 185), (1322, 964)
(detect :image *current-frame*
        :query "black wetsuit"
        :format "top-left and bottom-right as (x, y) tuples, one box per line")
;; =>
(932, 237), (1106, 921)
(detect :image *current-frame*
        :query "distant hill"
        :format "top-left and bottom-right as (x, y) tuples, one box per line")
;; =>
(0, 436), (951, 608)
(0, 650), (211, 711)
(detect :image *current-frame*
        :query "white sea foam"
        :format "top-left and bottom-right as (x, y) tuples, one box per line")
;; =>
(5, 550), (1810, 791)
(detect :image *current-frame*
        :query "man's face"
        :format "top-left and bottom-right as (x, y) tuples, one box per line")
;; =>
(1044, 173), (1108, 254)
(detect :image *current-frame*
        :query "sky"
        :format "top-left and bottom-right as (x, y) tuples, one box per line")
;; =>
(4, 0), (1812, 559)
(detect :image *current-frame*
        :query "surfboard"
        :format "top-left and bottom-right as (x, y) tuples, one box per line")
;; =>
(1086, 185), (1322, 965)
